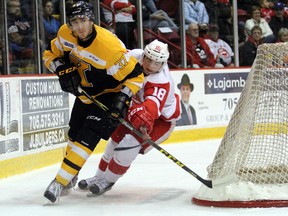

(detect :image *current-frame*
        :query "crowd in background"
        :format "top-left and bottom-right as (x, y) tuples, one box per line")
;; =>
(1, 0), (288, 75)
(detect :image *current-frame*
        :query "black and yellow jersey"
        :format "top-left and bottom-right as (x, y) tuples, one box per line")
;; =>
(43, 24), (144, 103)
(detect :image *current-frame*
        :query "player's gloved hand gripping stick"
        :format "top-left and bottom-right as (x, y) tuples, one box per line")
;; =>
(55, 62), (82, 96)
(78, 87), (236, 188)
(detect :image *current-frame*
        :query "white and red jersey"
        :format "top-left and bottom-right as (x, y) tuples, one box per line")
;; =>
(103, 0), (136, 23)
(128, 49), (181, 123)
(204, 38), (234, 65)
(111, 49), (181, 147)
(97, 49), (181, 183)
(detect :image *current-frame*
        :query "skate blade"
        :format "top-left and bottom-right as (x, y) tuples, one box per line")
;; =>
(87, 192), (101, 198)
(87, 189), (110, 197)
(75, 187), (90, 192)
(43, 198), (56, 206)
(61, 187), (75, 196)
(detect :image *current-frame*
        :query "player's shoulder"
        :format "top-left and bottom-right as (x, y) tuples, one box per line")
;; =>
(128, 49), (144, 62)
(58, 24), (72, 35)
(95, 25), (126, 52)
(55, 24), (79, 46)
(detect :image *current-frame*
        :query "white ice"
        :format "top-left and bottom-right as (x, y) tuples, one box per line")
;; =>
(1, 139), (287, 216)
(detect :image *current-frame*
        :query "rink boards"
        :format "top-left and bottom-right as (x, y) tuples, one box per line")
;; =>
(0, 68), (249, 179)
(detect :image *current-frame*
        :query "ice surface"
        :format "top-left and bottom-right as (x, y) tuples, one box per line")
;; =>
(1, 140), (287, 216)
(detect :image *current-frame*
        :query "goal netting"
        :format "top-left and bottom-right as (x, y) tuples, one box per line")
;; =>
(193, 43), (288, 208)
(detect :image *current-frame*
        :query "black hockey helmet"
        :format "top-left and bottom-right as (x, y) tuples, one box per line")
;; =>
(66, 1), (95, 22)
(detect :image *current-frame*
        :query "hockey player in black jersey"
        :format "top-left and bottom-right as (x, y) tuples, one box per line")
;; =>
(42, 1), (144, 203)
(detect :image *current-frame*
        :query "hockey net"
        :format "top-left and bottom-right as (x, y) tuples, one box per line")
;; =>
(193, 43), (288, 208)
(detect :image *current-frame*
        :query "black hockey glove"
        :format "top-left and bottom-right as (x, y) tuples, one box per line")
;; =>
(55, 63), (81, 96)
(109, 92), (131, 126)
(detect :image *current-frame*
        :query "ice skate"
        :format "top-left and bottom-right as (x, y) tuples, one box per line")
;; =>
(88, 178), (114, 196)
(78, 175), (100, 190)
(61, 175), (78, 195)
(43, 179), (64, 203)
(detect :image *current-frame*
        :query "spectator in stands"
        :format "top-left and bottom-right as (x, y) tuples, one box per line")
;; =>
(0, 37), (14, 75)
(42, 0), (60, 47)
(217, 4), (245, 48)
(205, 24), (234, 67)
(7, 0), (34, 74)
(269, 2), (288, 38)
(276, 27), (288, 42)
(141, 0), (179, 32)
(204, 0), (230, 25)
(155, 0), (180, 20)
(0, 24), (3, 75)
(103, 0), (137, 49)
(20, 0), (32, 21)
(65, 0), (75, 9)
(245, 5), (275, 43)
(183, 0), (209, 32)
(0, 46), (3, 75)
(186, 23), (223, 68)
(143, 0), (157, 12)
(260, 0), (275, 23)
(217, 0), (231, 4)
(240, 25), (264, 66)
(238, 0), (261, 13)
(51, 0), (59, 15)
(176, 74), (197, 126)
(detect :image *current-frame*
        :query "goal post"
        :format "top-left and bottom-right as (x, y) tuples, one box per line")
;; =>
(192, 43), (288, 208)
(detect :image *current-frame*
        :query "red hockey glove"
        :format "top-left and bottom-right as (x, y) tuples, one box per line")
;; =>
(128, 105), (154, 133)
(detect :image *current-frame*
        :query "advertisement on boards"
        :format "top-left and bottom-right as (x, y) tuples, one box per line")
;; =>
(0, 80), (20, 156)
(0, 69), (249, 160)
(172, 68), (249, 128)
(21, 78), (70, 151)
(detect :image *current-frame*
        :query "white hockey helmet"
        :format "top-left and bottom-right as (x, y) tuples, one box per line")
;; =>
(144, 39), (169, 62)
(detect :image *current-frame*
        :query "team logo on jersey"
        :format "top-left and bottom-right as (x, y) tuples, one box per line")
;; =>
(218, 48), (229, 58)
(115, 54), (128, 69)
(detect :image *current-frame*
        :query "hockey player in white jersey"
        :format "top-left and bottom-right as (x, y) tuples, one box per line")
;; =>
(78, 39), (181, 195)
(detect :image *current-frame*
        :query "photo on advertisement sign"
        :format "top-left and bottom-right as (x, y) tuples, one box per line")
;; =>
(0, 82), (19, 136)
(176, 74), (197, 126)
(0, 81), (20, 155)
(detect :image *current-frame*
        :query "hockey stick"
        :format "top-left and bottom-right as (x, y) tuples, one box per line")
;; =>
(78, 87), (235, 188)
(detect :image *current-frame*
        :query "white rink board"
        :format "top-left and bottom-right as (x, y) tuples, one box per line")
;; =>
(0, 68), (249, 161)
(171, 68), (249, 127)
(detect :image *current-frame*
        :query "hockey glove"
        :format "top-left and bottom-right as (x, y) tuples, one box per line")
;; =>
(55, 63), (81, 96)
(109, 92), (131, 126)
(128, 105), (154, 134)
